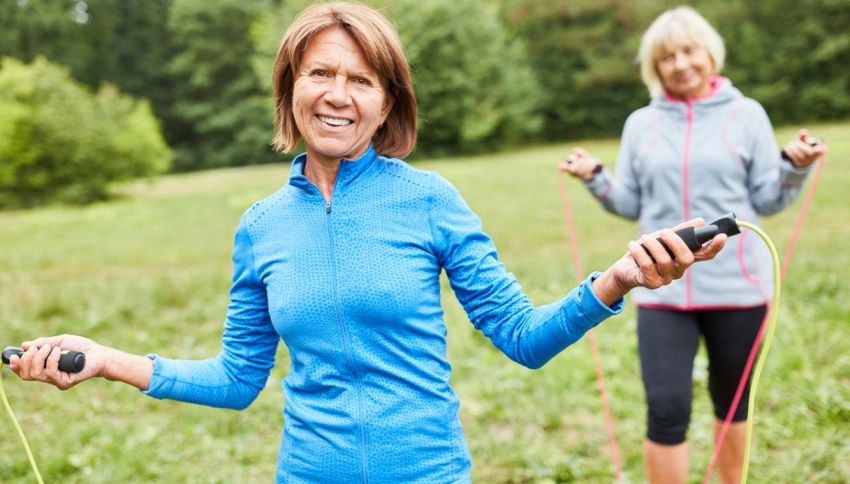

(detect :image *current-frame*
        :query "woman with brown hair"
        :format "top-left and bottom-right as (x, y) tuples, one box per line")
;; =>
(11, 3), (725, 481)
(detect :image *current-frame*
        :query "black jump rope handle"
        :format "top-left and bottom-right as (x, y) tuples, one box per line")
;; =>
(1, 346), (86, 373)
(651, 212), (741, 259)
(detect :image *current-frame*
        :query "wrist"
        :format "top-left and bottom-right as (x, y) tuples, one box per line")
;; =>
(780, 149), (802, 168)
(591, 270), (631, 306)
(580, 163), (603, 181)
(103, 347), (154, 390)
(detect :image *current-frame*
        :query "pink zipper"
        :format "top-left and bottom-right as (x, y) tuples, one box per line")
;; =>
(684, 101), (694, 307)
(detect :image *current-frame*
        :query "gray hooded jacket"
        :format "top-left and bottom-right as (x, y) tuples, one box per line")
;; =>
(584, 77), (811, 308)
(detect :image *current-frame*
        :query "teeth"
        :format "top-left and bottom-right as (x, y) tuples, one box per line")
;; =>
(319, 115), (352, 126)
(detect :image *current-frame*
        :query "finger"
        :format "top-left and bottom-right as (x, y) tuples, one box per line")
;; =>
(658, 229), (694, 272)
(628, 240), (653, 267)
(8, 354), (21, 373)
(20, 345), (39, 379)
(629, 240), (669, 289)
(640, 234), (673, 280)
(33, 344), (53, 378)
(694, 233), (727, 261)
(560, 160), (581, 177)
(784, 143), (804, 163)
(572, 147), (589, 158)
(789, 142), (818, 167)
(641, 232), (675, 266)
(23, 336), (69, 352)
(797, 128), (808, 141)
(21, 339), (45, 350)
(654, 230), (691, 280)
(45, 346), (62, 380)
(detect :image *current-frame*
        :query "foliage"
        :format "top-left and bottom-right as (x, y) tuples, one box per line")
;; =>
(496, 0), (651, 140)
(718, 0), (850, 124)
(0, 122), (848, 481)
(0, 57), (171, 208)
(498, 0), (850, 140)
(2, 0), (850, 172)
(386, 0), (542, 156)
(166, 0), (278, 171)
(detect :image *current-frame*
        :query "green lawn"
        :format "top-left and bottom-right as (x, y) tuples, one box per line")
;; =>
(1, 122), (848, 483)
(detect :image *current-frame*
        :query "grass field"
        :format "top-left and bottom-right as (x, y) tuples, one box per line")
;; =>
(1, 123), (848, 483)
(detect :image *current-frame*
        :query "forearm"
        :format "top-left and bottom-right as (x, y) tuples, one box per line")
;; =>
(584, 171), (641, 220)
(103, 347), (154, 391)
(471, 274), (623, 369)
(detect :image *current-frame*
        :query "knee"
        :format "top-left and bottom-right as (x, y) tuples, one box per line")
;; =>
(646, 389), (691, 445)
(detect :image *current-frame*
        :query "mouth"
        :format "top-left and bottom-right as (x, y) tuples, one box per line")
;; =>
(317, 115), (354, 127)
(676, 72), (696, 83)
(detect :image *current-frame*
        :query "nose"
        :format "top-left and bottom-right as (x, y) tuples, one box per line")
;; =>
(672, 52), (689, 70)
(324, 76), (350, 107)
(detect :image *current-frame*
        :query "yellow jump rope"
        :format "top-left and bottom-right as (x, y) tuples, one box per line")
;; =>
(0, 360), (45, 484)
(735, 221), (781, 484)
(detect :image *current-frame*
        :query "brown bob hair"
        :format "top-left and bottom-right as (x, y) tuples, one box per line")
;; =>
(272, 2), (417, 158)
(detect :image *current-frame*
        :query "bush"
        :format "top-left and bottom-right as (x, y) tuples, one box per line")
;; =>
(0, 56), (171, 208)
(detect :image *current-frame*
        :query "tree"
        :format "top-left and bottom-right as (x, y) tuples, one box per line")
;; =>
(718, 0), (850, 124)
(0, 57), (171, 208)
(388, 0), (543, 156)
(167, 0), (278, 170)
(498, 0), (654, 141)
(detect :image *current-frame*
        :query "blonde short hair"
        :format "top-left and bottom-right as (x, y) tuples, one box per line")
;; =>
(272, 2), (417, 157)
(637, 6), (725, 98)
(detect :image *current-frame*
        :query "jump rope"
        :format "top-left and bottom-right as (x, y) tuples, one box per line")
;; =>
(0, 145), (826, 483)
(557, 142), (826, 484)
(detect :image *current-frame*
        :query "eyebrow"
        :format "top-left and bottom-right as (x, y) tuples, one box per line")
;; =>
(303, 60), (379, 79)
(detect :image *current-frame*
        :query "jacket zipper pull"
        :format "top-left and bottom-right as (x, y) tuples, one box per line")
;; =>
(325, 201), (332, 213)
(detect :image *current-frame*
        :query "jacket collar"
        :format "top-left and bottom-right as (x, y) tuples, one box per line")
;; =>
(288, 145), (379, 191)
(653, 75), (741, 111)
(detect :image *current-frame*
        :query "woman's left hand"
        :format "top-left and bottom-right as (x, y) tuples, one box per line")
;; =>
(782, 128), (825, 168)
(592, 218), (727, 306)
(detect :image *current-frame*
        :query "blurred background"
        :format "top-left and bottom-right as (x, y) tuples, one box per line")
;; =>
(1, 1), (848, 482)
(2, 0), (849, 208)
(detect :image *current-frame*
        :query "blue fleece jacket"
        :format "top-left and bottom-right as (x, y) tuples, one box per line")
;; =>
(143, 146), (623, 483)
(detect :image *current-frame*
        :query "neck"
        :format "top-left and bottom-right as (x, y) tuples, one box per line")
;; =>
(304, 156), (340, 203)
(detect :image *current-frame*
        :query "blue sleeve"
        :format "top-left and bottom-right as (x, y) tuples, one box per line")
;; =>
(744, 102), (812, 215)
(429, 175), (623, 369)
(583, 113), (642, 220)
(143, 216), (279, 410)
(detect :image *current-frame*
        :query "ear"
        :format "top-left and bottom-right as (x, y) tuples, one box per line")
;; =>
(381, 93), (396, 121)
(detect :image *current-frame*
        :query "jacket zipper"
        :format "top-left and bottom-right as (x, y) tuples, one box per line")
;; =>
(684, 101), (694, 307)
(320, 185), (370, 484)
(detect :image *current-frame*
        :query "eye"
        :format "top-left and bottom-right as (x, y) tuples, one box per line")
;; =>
(353, 77), (373, 86)
(310, 69), (330, 78)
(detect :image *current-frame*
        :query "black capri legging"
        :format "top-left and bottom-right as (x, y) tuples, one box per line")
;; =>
(637, 305), (767, 445)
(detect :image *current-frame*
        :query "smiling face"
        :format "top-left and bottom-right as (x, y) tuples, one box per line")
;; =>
(655, 40), (716, 99)
(292, 28), (394, 166)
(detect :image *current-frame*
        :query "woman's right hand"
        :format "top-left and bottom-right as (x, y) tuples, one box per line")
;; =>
(559, 147), (602, 181)
(591, 218), (727, 306)
(8, 334), (107, 390)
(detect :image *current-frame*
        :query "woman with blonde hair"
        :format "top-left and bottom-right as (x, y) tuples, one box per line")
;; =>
(563, 6), (823, 484)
